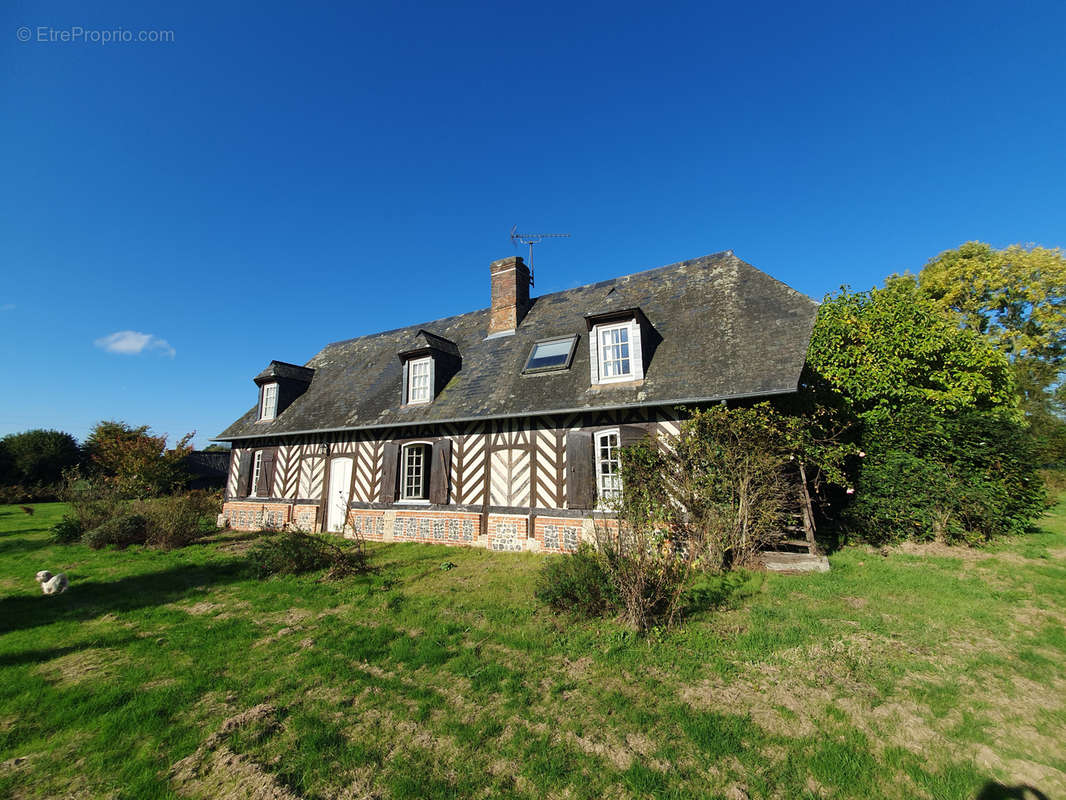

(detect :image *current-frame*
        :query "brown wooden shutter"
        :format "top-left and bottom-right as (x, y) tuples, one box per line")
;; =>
(619, 425), (649, 449)
(401, 361), (409, 405)
(257, 448), (277, 497)
(565, 431), (595, 509)
(429, 439), (453, 504)
(380, 442), (399, 502)
(237, 450), (252, 497)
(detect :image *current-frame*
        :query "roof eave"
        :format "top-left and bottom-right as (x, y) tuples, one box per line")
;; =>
(211, 385), (801, 442)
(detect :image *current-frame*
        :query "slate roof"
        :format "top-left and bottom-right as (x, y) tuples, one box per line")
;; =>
(254, 361), (315, 384)
(216, 251), (818, 441)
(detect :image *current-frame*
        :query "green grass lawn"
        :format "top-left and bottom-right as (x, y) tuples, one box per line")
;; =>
(1, 503), (1064, 799)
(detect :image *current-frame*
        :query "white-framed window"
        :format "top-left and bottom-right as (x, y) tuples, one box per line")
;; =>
(401, 442), (431, 501)
(595, 429), (622, 505)
(598, 323), (632, 380)
(259, 383), (278, 421)
(407, 357), (432, 404)
(250, 450), (263, 496)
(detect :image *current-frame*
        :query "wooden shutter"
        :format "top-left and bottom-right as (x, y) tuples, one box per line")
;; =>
(401, 361), (409, 405)
(565, 431), (595, 509)
(619, 425), (649, 449)
(257, 448), (276, 497)
(237, 450), (253, 497)
(380, 442), (400, 502)
(429, 439), (453, 504)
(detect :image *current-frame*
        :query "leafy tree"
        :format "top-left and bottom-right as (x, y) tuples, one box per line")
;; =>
(202, 444), (230, 452)
(917, 241), (1066, 367)
(0, 429), (81, 486)
(807, 276), (1017, 420)
(807, 279), (1044, 543)
(83, 420), (193, 498)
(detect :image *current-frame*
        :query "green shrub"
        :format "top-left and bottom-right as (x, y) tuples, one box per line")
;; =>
(845, 407), (1045, 544)
(134, 490), (221, 550)
(59, 470), (127, 533)
(83, 513), (148, 549)
(534, 544), (618, 617)
(50, 515), (84, 544)
(248, 530), (367, 579)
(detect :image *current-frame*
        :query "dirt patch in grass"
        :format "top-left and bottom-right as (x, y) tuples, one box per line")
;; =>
(182, 601), (223, 616)
(36, 647), (130, 687)
(169, 704), (296, 800)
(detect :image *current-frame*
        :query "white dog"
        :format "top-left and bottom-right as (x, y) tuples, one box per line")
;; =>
(35, 570), (69, 595)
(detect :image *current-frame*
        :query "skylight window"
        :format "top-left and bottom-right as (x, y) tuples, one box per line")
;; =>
(524, 336), (577, 373)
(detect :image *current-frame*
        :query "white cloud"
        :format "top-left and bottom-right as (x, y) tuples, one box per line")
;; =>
(94, 330), (176, 358)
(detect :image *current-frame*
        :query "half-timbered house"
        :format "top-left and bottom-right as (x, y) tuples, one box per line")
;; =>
(215, 250), (817, 553)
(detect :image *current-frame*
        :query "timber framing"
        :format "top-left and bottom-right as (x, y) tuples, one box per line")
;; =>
(215, 249), (818, 552)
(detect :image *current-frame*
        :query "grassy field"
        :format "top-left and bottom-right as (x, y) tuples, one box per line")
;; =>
(0, 503), (1063, 800)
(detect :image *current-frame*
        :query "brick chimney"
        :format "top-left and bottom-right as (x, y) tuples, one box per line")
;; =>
(488, 256), (531, 336)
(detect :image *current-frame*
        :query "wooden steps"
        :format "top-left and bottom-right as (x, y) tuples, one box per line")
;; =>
(761, 551), (830, 573)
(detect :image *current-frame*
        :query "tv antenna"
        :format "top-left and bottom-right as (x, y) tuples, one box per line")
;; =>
(510, 225), (570, 286)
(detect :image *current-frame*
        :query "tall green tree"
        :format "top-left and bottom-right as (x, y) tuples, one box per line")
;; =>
(0, 429), (82, 486)
(918, 241), (1066, 464)
(807, 276), (1017, 420)
(807, 278), (1042, 543)
(917, 241), (1066, 367)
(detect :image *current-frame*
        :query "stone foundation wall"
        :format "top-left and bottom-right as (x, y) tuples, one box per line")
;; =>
(222, 500), (606, 554)
(221, 501), (318, 532)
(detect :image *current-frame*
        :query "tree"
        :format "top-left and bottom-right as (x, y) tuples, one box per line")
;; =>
(807, 279), (1044, 542)
(807, 276), (1018, 420)
(83, 420), (194, 498)
(917, 242), (1066, 367)
(0, 429), (81, 486)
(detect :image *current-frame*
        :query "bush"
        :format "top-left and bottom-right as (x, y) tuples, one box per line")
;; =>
(134, 490), (221, 549)
(50, 515), (84, 544)
(844, 406), (1045, 544)
(534, 544), (618, 616)
(59, 470), (127, 533)
(248, 530), (367, 579)
(83, 513), (148, 549)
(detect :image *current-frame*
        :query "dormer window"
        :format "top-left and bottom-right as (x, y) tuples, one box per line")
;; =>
(259, 383), (278, 420)
(597, 323), (632, 380)
(398, 330), (461, 408)
(587, 310), (647, 385)
(407, 357), (432, 404)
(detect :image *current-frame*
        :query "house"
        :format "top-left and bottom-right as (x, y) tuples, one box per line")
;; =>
(214, 250), (817, 553)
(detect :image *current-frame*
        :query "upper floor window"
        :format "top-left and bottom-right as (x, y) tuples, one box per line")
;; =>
(524, 335), (578, 373)
(597, 323), (632, 381)
(588, 314), (645, 385)
(401, 442), (430, 500)
(259, 383), (278, 420)
(595, 429), (622, 505)
(407, 357), (432, 405)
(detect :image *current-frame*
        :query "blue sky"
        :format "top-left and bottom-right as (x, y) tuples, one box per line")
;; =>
(2, 0), (1064, 447)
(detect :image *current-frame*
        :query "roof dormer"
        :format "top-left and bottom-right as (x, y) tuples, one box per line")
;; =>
(584, 307), (653, 386)
(398, 331), (461, 407)
(253, 361), (314, 421)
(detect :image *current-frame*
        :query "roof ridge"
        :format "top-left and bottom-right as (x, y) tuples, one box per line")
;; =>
(317, 250), (737, 355)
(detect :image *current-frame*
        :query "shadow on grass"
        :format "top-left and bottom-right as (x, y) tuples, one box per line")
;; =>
(0, 559), (250, 636)
(974, 782), (1050, 799)
(0, 634), (142, 668)
(0, 536), (56, 557)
